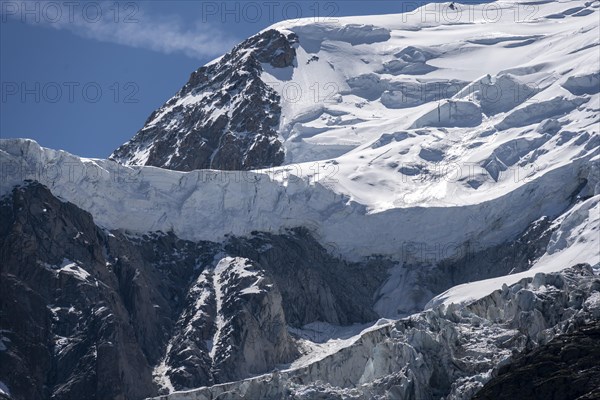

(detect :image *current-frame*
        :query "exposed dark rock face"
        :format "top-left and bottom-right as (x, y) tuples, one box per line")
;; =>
(209, 258), (296, 384)
(226, 231), (390, 327)
(110, 29), (298, 171)
(473, 320), (600, 400)
(0, 182), (159, 400)
(153, 232), (391, 393)
(157, 256), (299, 391)
(0, 183), (388, 399)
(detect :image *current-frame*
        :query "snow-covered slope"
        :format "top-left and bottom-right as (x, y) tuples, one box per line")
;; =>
(1, 0), (599, 398)
(261, 0), (600, 211)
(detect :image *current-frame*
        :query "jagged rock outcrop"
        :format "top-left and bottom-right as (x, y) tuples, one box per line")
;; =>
(209, 257), (296, 383)
(156, 257), (298, 391)
(225, 231), (389, 326)
(153, 232), (392, 394)
(0, 183), (388, 399)
(110, 29), (298, 171)
(473, 319), (600, 400)
(0, 182), (159, 400)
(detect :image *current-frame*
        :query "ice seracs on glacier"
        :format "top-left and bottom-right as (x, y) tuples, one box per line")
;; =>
(0, 0), (599, 399)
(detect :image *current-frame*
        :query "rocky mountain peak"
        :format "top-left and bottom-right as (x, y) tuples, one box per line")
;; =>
(110, 29), (298, 171)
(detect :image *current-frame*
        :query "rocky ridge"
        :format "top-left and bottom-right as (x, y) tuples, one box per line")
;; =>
(110, 29), (298, 171)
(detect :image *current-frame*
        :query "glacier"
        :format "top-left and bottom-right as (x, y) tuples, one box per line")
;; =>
(0, 0), (599, 399)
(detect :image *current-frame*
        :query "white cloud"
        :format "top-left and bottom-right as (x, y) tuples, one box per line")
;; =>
(2, 1), (240, 59)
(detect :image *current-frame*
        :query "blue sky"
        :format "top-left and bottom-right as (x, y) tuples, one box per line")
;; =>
(1, 1), (433, 158)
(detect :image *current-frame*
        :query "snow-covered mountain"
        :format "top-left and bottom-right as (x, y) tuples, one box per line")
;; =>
(0, 0), (599, 399)
(110, 29), (298, 171)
